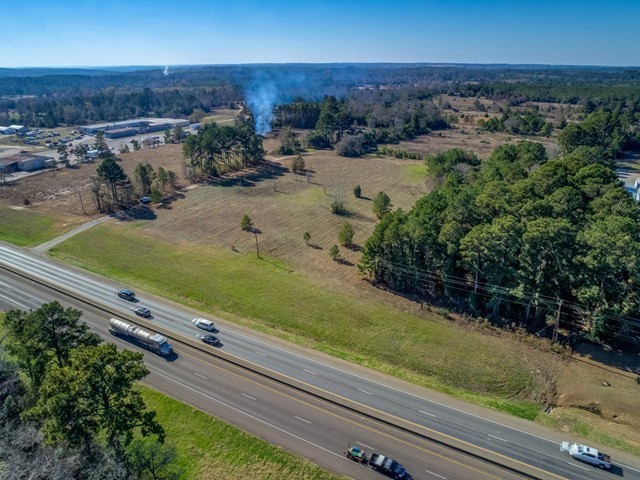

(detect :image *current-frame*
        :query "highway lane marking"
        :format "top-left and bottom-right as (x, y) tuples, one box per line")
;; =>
(303, 369), (317, 375)
(488, 435), (507, 443)
(4, 257), (562, 480)
(254, 351), (268, 357)
(425, 469), (447, 479)
(295, 416), (311, 424)
(356, 441), (375, 450)
(241, 393), (256, 401)
(148, 369), (344, 460)
(419, 410), (437, 418)
(176, 349), (512, 480)
(225, 326), (559, 446)
(566, 462), (590, 471)
(357, 388), (374, 395)
(617, 462), (640, 474)
(193, 372), (208, 379)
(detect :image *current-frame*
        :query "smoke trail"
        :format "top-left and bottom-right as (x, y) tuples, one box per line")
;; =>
(163, 65), (170, 76)
(245, 80), (278, 136)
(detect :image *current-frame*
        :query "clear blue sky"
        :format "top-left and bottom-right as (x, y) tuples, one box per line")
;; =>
(1, 0), (638, 67)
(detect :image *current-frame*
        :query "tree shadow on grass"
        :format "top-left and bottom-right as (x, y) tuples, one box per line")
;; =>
(112, 206), (157, 222)
(206, 161), (288, 188)
(309, 244), (323, 250)
(336, 258), (354, 266)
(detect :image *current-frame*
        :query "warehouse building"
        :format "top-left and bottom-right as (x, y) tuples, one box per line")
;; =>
(0, 153), (52, 173)
(80, 118), (189, 137)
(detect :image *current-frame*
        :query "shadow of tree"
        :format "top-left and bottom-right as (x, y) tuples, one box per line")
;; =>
(206, 161), (288, 188)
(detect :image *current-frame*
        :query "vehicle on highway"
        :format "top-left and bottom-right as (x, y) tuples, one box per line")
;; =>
(192, 318), (215, 331)
(345, 445), (368, 464)
(108, 318), (173, 357)
(117, 289), (136, 300)
(199, 334), (220, 346)
(133, 306), (151, 317)
(561, 442), (612, 469)
(369, 452), (410, 479)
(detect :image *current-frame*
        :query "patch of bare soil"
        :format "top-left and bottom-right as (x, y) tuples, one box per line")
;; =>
(554, 342), (640, 450)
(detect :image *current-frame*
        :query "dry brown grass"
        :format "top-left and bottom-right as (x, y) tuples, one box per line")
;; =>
(547, 343), (640, 453)
(0, 144), (188, 217)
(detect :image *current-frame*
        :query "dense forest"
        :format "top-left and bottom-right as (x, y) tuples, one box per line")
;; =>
(2, 64), (640, 129)
(359, 109), (640, 345)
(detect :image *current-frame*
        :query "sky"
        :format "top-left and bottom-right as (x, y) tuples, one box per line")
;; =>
(1, 0), (638, 68)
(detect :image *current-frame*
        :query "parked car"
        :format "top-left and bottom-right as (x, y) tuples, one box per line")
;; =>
(141, 197), (152, 205)
(192, 318), (215, 331)
(117, 289), (136, 300)
(133, 306), (151, 318)
(199, 334), (220, 346)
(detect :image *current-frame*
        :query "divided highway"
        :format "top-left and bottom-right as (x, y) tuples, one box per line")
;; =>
(1, 243), (639, 479)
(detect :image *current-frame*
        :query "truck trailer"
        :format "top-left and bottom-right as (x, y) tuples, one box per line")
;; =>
(109, 318), (174, 357)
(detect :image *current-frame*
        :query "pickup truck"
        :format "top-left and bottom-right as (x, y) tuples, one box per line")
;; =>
(561, 442), (612, 469)
(369, 452), (410, 479)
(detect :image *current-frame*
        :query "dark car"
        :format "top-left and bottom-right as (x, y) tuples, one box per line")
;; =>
(117, 289), (136, 300)
(133, 306), (151, 317)
(200, 334), (220, 346)
(140, 197), (151, 205)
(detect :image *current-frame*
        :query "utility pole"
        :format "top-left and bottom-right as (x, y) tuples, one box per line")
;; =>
(552, 299), (564, 343)
(78, 191), (88, 216)
(254, 231), (260, 259)
(474, 247), (480, 293)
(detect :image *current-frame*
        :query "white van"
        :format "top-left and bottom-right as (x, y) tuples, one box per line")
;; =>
(192, 318), (215, 331)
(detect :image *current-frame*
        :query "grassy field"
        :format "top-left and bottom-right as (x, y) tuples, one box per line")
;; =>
(51, 222), (556, 419)
(0, 206), (77, 246)
(140, 386), (344, 480)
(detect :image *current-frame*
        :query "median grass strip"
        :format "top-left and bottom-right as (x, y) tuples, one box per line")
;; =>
(0, 206), (71, 247)
(140, 386), (344, 480)
(51, 223), (552, 420)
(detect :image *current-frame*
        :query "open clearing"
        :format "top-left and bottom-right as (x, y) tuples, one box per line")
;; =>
(2, 119), (638, 452)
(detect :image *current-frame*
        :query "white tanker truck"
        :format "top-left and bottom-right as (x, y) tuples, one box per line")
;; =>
(109, 318), (174, 357)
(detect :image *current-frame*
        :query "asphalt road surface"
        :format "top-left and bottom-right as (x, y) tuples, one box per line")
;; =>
(1, 243), (639, 480)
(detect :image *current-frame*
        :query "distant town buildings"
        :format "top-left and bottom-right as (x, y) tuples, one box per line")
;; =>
(0, 125), (28, 135)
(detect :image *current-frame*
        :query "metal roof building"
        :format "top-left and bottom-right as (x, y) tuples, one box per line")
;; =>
(80, 118), (189, 136)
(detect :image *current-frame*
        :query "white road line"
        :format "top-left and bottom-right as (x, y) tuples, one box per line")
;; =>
(488, 434), (508, 443)
(356, 441), (375, 450)
(419, 410), (436, 418)
(425, 469), (447, 479)
(226, 327), (557, 444)
(295, 416), (311, 424)
(241, 393), (256, 401)
(357, 388), (374, 395)
(254, 351), (267, 357)
(618, 463), (640, 474)
(567, 462), (590, 471)
(149, 369), (342, 459)
(193, 372), (207, 379)
(303, 369), (317, 375)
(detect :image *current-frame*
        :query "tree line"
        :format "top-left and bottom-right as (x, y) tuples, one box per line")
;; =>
(359, 137), (640, 344)
(0, 86), (240, 128)
(275, 93), (450, 157)
(0, 302), (180, 479)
